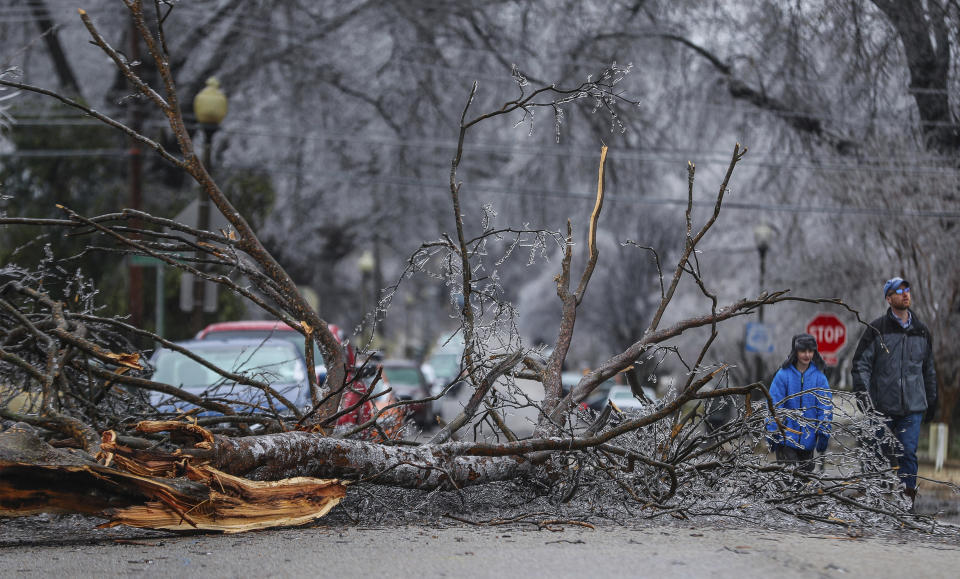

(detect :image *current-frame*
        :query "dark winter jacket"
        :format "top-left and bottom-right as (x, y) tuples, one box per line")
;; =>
(765, 364), (832, 452)
(851, 309), (937, 417)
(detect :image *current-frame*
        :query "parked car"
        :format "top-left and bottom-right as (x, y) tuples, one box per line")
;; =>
(606, 384), (657, 412)
(425, 332), (466, 416)
(195, 320), (403, 432)
(380, 359), (433, 427)
(426, 333), (464, 386)
(427, 349), (463, 388)
(561, 372), (617, 411)
(195, 320), (355, 385)
(149, 338), (311, 418)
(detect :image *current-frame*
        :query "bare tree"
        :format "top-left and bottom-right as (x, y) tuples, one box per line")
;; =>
(630, 0), (960, 424)
(1, 2), (953, 536)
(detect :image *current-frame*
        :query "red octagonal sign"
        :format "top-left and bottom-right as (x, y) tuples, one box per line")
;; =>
(806, 313), (847, 365)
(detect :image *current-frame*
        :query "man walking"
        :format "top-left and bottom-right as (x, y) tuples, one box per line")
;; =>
(852, 277), (937, 508)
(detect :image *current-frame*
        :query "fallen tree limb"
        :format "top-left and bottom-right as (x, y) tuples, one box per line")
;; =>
(0, 425), (346, 533)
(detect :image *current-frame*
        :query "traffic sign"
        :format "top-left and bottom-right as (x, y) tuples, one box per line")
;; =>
(806, 313), (847, 366)
(745, 322), (775, 354)
(128, 255), (164, 267)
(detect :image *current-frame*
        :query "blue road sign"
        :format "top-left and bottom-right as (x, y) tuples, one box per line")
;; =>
(745, 322), (775, 354)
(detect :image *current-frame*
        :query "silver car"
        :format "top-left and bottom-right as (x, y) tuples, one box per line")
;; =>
(149, 338), (310, 417)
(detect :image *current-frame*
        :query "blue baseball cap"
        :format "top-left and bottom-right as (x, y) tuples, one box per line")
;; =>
(883, 277), (909, 297)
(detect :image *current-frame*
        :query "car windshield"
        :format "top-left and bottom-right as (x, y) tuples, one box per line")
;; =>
(428, 352), (461, 380)
(610, 389), (634, 400)
(384, 366), (420, 385)
(200, 330), (324, 365)
(152, 344), (306, 391)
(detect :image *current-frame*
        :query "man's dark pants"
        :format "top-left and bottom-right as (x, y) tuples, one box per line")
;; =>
(878, 412), (923, 490)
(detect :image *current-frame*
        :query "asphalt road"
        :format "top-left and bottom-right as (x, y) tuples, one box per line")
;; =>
(2, 519), (959, 578)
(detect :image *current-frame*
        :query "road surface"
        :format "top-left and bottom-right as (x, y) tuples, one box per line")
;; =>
(2, 516), (958, 578)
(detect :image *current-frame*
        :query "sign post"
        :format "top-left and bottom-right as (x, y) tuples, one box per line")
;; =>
(805, 313), (847, 366)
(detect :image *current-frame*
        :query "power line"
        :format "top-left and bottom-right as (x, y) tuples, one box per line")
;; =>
(1, 149), (955, 219)
(12, 90), (956, 137)
(7, 101), (959, 174)
(0, 148), (128, 158)
(4, 134), (958, 177)
(210, 127), (960, 175)
(11, 105), (957, 161)
(216, 161), (960, 220)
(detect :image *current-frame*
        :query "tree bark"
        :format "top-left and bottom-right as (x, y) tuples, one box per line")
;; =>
(871, 0), (960, 153)
(935, 360), (959, 424)
(204, 431), (539, 491)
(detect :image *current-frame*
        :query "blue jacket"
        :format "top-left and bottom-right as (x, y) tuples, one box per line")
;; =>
(765, 364), (832, 452)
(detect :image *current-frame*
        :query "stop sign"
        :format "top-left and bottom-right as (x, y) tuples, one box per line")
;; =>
(806, 313), (847, 355)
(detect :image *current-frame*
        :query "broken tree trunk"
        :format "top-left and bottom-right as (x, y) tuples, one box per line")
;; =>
(198, 430), (541, 490)
(1, 420), (542, 533)
(0, 425), (346, 533)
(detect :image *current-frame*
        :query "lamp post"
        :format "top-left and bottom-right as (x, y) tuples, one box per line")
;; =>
(190, 77), (228, 334)
(754, 222), (773, 323)
(753, 222), (774, 385)
(357, 250), (375, 341)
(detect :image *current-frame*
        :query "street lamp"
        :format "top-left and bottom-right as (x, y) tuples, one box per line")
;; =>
(753, 222), (774, 386)
(190, 77), (228, 333)
(753, 222), (773, 323)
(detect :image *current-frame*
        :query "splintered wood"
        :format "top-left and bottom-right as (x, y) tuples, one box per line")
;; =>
(0, 423), (346, 534)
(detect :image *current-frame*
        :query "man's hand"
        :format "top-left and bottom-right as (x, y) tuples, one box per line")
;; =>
(923, 404), (937, 424)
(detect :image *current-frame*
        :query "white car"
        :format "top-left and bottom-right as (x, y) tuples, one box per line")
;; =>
(606, 385), (657, 412)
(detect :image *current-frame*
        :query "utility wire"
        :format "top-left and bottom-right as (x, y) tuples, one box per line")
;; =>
(2, 152), (956, 219)
(0, 148), (129, 158)
(9, 112), (958, 167)
(211, 161), (960, 220)
(11, 110), (957, 162)
(4, 133), (959, 176)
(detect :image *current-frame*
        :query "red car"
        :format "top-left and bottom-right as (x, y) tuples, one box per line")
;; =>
(196, 320), (401, 435)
